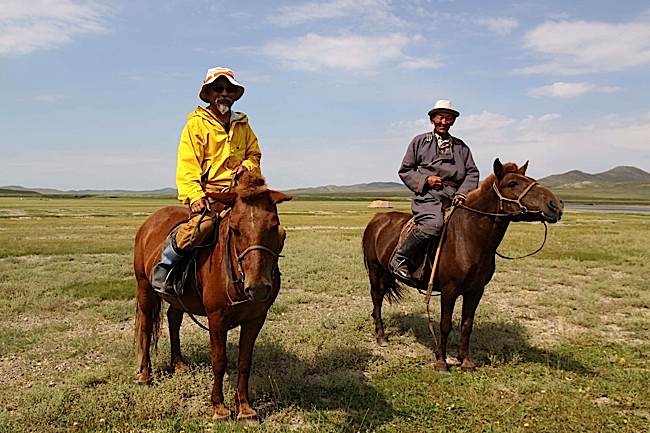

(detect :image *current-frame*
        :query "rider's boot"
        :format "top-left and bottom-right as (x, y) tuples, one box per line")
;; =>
(390, 228), (432, 285)
(151, 234), (186, 293)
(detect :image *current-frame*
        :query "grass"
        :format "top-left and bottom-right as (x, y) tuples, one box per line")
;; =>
(0, 196), (648, 432)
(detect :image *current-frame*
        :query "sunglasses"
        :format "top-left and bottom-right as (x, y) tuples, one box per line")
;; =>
(211, 84), (237, 94)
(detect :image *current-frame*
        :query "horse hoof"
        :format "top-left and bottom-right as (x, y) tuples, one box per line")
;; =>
(434, 362), (450, 373)
(135, 372), (152, 385)
(212, 407), (231, 421)
(237, 413), (259, 425)
(173, 360), (190, 374)
(377, 336), (389, 347)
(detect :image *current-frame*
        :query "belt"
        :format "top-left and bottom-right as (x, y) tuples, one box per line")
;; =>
(442, 179), (459, 188)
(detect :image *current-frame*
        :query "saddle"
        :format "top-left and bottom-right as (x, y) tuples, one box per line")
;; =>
(164, 208), (225, 296)
(390, 199), (453, 291)
(165, 239), (199, 297)
(390, 219), (437, 291)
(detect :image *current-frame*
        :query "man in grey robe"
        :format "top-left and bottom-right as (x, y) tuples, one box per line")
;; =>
(390, 99), (480, 284)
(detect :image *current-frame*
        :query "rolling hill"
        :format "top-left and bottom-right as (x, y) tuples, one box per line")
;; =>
(538, 166), (650, 188)
(2, 166), (649, 203)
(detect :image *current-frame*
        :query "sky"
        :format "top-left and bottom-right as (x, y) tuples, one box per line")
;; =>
(1, 0), (649, 191)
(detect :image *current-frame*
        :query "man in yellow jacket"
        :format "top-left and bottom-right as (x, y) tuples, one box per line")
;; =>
(152, 66), (262, 292)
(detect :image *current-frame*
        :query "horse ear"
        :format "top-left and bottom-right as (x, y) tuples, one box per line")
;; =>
(518, 160), (529, 175)
(269, 190), (292, 204)
(205, 192), (237, 206)
(493, 158), (505, 180)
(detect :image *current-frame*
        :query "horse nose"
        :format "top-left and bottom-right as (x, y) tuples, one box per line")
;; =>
(244, 283), (272, 302)
(548, 199), (563, 218)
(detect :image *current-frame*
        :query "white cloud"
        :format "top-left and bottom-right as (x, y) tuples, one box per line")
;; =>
(0, 0), (108, 55)
(260, 33), (440, 72)
(528, 82), (622, 98)
(386, 111), (650, 180)
(516, 19), (650, 75)
(269, 0), (403, 28)
(477, 17), (519, 35)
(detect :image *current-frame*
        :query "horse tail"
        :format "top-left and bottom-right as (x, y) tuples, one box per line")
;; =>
(134, 279), (163, 358)
(363, 213), (406, 304)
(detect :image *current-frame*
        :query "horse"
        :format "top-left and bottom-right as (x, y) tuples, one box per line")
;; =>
(362, 159), (563, 372)
(133, 171), (291, 422)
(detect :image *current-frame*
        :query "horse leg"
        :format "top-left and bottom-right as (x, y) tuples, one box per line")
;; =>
(134, 276), (160, 385)
(434, 290), (457, 372)
(235, 315), (266, 423)
(458, 288), (485, 372)
(167, 306), (189, 373)
(208, 313), (231, 420)
(370, 265), (389, 347)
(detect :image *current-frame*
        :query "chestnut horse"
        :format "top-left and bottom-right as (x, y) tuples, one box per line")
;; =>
(363, 159), (563, 372)
(133, 172), (291, 421)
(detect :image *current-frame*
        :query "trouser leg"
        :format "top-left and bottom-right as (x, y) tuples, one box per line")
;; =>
(151, 210), (218, 293)
(151, 232), (186, 292)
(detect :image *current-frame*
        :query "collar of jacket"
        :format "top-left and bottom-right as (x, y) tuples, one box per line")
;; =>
(193, 106), (248, 126)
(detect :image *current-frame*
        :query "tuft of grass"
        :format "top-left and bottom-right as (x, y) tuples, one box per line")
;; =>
(0, 197), (648, 432)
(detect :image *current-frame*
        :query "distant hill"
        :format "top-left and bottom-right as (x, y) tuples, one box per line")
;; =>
(0, 187), (42, 196)
(0, 185), (177, 196)
(2, 165), (649, 204)
(288, 181), (408, 195)
(539, 166), (650, 188)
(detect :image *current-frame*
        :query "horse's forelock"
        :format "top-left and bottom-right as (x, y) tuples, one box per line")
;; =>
(466, 162), (521, 201)
(235, 172), (269, 200)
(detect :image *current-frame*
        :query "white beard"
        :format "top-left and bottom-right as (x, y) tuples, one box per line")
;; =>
(216, 103), (230, 115)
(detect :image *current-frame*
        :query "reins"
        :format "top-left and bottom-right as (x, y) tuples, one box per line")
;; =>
(222, 212), (282, 307)
(169, 174), (283, 329)
(458, 180), (549, 259)
(423, 178), (549, 348)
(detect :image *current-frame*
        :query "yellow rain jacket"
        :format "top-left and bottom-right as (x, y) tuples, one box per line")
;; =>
(176, 107), (262, 204)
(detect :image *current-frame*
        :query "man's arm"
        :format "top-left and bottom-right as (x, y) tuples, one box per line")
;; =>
(176, 119), (206, 205)
(240, 123), (262, 174)
(398, 137), (429, 194)
(457, 145), (480, 195)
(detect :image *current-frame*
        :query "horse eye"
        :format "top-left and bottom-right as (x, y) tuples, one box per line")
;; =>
(508, 181), (518, 188)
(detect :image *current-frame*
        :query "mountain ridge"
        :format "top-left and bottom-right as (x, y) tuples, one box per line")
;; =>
(2, 165), (648, 196)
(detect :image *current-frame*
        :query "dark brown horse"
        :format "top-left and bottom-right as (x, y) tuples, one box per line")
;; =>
(133, 172), (291, 421)
(363, 159), (563, 372)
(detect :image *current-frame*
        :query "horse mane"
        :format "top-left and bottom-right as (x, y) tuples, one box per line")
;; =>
(466, 162), (520, 202)
(235, 171), (269, 200)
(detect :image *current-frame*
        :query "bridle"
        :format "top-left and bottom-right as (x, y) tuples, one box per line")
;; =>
(457, 176), (548, 259)
(459, 176), (541, 219)
(223, 211), (282, 305)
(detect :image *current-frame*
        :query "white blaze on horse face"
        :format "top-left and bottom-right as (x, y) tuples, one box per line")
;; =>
(249, 208), (256, 230)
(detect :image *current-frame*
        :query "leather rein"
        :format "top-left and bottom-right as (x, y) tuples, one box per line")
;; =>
(222, 209), (282, 306)
(457, 178), (548, 260)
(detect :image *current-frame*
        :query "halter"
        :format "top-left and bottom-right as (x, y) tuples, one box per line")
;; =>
(458, 176), (541, 219)
(491, 178), (539, 215)
(223, 212), (282, 306)
(457, 175), (548, 259)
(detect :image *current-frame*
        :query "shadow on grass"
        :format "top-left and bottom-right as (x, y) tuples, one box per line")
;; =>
(167, 335), (400, 430)
(390, 312), (591, 374)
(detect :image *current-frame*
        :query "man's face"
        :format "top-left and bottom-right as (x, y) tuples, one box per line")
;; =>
(430, 113), (457, 135)
(206, 76), (238, 111)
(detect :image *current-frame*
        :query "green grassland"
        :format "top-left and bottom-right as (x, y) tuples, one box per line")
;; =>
(0, 196), (648, 433)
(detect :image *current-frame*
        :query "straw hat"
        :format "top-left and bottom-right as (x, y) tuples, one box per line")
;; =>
(199, 67), (245, 103)
(428, 99), (460, 118)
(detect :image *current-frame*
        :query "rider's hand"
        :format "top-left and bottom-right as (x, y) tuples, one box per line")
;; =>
(190, 197), (209, 213)
(232, 165), (248, 178)
(452, 193), (467, 206)
(426, 175), (443, 190)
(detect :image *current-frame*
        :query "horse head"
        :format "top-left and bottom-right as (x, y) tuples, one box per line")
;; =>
(492, 158), (563, 223)
(207, 171), (292, 303)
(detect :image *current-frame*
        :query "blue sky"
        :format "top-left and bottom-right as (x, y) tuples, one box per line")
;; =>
(1, 0), (649, 190)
